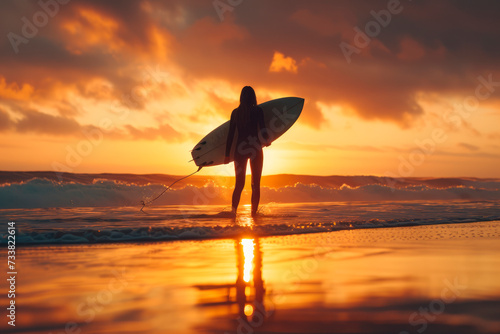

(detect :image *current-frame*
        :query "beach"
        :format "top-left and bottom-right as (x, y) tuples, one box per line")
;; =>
(2, 219), (500, 334)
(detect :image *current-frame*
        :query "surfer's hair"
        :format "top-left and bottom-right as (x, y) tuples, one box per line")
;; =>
(240, 86), (257, 107)
(237, 86), (257, 125)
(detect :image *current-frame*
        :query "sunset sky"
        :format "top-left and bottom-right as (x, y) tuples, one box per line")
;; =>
(1, 0), (499, 177)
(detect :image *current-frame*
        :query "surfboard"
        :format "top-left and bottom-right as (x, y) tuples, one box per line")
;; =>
(191, 97), (304, 167)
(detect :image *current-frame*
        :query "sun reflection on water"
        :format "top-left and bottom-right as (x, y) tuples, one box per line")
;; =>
(244, 304), (254, 316)
(241, 238), (255, 283)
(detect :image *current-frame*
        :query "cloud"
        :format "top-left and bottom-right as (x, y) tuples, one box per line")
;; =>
(0, 77), (34, 101)
(0, 108), (13, 131)
(397, 37), (428, 61)
(0, 107), (186, 142)
(269, 51), (298, 74)
(15, 109), (81, 135)
(290, 8), (352, 37)
(458, 142), (480, 152)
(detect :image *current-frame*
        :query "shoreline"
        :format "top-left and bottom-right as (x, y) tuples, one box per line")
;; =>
(4, 217), (500, 247)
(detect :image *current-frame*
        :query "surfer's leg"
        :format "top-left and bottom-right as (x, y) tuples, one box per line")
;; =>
(250, 149), (263, 216)
(232, 158), (247, 213)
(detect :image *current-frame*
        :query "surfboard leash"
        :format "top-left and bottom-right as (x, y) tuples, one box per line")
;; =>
(140, 166), (203, 212)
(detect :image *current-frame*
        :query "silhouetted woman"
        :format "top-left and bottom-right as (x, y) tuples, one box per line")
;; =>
(225, 86), (269, 216)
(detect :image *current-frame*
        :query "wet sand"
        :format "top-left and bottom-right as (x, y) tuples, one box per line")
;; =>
(2, 220), (500, 334)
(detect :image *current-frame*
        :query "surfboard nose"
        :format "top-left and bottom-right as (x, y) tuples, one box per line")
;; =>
(288, 97), (305, 110)
(296, 97), (305, 108)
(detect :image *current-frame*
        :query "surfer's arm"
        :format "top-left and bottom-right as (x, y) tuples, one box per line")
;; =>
(225, 110), (236, 162)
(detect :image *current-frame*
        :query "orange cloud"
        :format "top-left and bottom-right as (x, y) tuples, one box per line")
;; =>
(0, 108), (13, 131)
(60, 7), (124, 54)
(0, 77), (34, 101)
(148, 26), (172, 60)
(269, 51), (298, 74)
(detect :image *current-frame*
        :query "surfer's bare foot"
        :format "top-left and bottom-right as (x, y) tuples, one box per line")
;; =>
(230, 208), (237, 217)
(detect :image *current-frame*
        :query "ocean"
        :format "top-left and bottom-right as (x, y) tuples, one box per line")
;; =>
(1, 171), (499, 246)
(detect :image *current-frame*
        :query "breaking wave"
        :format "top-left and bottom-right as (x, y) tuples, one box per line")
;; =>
(1, 174), (500, 209)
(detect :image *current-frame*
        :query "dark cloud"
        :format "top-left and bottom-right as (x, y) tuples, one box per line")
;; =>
(458, 142), (480, 152)
(15, 108), (80, 135)
(0, 107), (185, 142)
